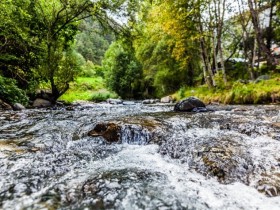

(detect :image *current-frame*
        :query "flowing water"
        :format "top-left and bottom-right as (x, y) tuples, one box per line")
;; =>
(0, 103), (280, 210)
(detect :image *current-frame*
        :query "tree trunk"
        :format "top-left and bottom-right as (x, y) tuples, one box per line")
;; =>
(266, 0), (276, 52)
(237, 0), (255, 80)
(217, 37), (227, 84)
(212, 30), (218, 74)
(248, 0), (275, 69)
(200, 36), (216, 88)
(214, 0), (227, 85)
(251, 37), (257, 75)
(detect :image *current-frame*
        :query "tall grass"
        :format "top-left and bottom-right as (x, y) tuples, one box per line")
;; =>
(174, 74), (280, 104)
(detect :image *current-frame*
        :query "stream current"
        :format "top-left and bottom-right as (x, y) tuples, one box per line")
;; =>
(0, 103), (280, 209)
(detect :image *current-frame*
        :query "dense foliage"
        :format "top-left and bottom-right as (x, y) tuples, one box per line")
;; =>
(0, 76), (28, 105)
(103, 41), (143, 99)
(0, 0), (134, 104)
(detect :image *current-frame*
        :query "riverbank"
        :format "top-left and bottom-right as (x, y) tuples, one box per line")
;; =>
(174, 74), (280, 105)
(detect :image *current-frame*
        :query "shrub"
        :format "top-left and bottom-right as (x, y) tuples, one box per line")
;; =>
(90, 92), (118, 102)
(0, 76), (28, 105)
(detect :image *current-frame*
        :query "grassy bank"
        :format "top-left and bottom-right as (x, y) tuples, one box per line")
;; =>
(59, 77), (117, 103)
(174, 74), (280, 104)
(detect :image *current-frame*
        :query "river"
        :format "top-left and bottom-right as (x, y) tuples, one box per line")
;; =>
(0, 103), (280, 209)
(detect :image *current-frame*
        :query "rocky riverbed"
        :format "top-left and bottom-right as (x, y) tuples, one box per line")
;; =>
(0, 103), (280, 209)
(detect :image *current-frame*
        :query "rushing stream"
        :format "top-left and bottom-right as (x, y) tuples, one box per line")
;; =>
(0, 103), (280, 210)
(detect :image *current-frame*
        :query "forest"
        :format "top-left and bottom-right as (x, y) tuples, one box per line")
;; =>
(1, 0), (280, 107)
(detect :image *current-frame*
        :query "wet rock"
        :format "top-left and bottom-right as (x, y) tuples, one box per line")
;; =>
(0, 99), (12, 110)
(191, 107), (208, 112)
(88, 123), (121, 143)
(76, 169), (170, 210)
(107, 98), (123, 105)
(88, 117), (162, 144)
(33, 98), (52, 108)
(160, 96), (173, 103)
(13, 103), (26, 111)
(174, 97), (206, 112)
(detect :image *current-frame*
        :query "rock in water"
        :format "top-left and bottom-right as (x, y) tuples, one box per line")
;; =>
(13, 103), (26, 111)
(88, 123), (121, 143)
(160, 95), (173, 103)
(174, 97), (206, 112)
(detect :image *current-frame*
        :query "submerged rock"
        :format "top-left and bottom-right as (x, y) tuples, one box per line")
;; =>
(174, 97), (206, 112)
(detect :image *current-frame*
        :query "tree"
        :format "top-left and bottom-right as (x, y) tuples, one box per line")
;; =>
(75, 18), (114, 65)
(236, 0), (256, 79)
(31, 0), (94, 101)
(276, 1), (280, 44)
(247, 0), (276, 69)
(0, 0), (43, 91)
(31, 0), (138, 101)
(103, 41), (143, 98)
(133, 0), (202, 96)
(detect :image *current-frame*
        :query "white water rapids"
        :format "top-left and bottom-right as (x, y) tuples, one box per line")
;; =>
(0, 103), (280, 209)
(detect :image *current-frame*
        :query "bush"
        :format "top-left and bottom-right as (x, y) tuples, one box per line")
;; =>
(103, 41), (144, 99)
(90, 92), (118, 102)
(0, 76), (28, 105)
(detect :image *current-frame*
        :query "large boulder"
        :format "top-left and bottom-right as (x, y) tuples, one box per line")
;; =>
(0, 99), (12, 110)
(13, 103), (26, 111)
(33, 98), (52, 108)
(174, 97), (206, 112)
